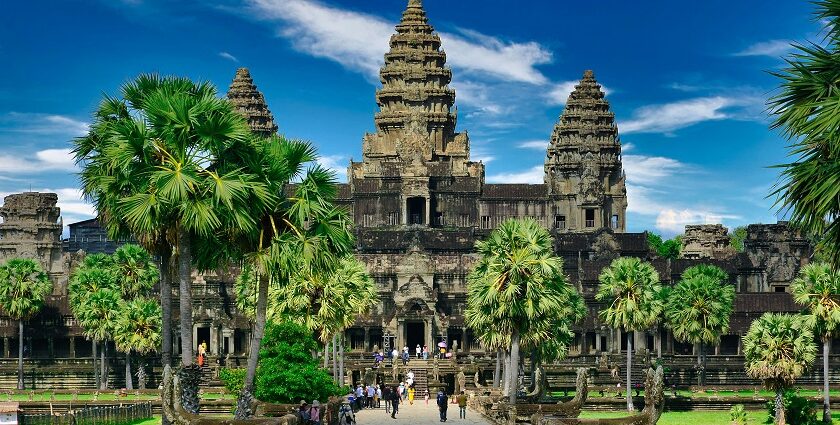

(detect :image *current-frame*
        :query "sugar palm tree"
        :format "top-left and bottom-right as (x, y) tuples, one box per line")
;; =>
(76, 288), (122, 389)
(596, 257), (663, 411)
(110, 244), (159, 390)
(68, 253), (118, 388)
(113, 298), (162, 390)
(466, 218), (582, 404)
(768, 1), (840, 267)
(665, 264), (735, 386)
(0, 259), (53, 390)
(74, 75), (270, 380)
(743, 313), (817, 425)
(790, 262), (840, 424)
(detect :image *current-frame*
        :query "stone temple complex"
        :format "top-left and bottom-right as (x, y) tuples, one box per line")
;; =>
(0, 0), (834, 389)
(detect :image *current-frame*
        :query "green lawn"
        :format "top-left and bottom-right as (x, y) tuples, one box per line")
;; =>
(579, 410), (840, 425)
(5, 392), (232, 402)
(553, 389), (840, 398)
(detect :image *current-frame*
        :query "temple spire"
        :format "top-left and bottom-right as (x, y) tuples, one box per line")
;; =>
(226, 68), (278, 137)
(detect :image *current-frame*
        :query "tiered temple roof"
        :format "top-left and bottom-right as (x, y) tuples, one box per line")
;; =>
(227, 68), (278, 137)
(361, 0), (469, 164)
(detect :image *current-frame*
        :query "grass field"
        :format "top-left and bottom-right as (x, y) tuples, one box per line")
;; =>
(579, 410), (840, 425)
(4, 392), (233, 402)
(552, 389), (840, 398)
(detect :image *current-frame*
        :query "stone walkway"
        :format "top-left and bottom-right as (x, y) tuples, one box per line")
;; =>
(352, 402), (491, 425)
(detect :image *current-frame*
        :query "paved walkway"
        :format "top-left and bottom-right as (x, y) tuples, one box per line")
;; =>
(352, 402), (490, 425)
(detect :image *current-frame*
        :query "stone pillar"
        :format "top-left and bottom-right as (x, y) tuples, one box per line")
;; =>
(397, 321), (404, 351)
(595, 332), (602, 352)
(210, 326), (218, 356)
(654, 330), (661, 358)
(3, 337), (9, 358)
(192, 324), (199, 354)
(634, 331), (645, 355)
(364, 327), (370, 352)
(425, 319), (433, 349)
(48, 337), (54, 359)
(737, 336), (742, 355)
(69, 337), (76, 359)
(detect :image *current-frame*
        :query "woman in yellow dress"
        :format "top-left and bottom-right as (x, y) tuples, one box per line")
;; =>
(408, 386), (415, 405)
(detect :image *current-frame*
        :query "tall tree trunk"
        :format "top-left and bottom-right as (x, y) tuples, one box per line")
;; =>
(17, 320), (24, 390)
(324, 341), (330, 368)
(775, 388), (786, 425)
(125, 350), (133, 390)
(138, 362), (147, 390)
(235, 273), (269, 419)
(502, 350), (511, 396)
(101, 342), (107, 390)
(332, 334), (338, 382)
(509, 329), (521, 404)
(92, 340), (99, 389)
(701, 342), (707, 387)
(160, 251), (173, 368)
(823, 337), (831, 424)
(626, 330), (634, 411)
(339, 333), (345, 387)
(697, 342), (703, 387)
(178, 229), (194, 366)
(493, 348), (501, 388)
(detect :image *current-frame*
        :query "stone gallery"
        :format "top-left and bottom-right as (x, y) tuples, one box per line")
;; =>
(0, 0), (827, 388)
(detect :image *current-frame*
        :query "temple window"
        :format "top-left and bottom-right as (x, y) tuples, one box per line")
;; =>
(407, 197), (426, 225)
(611, 214), (619, 229)
(554, 215), (566, 230)
(585, 209), (595, 228)
(480, 216), (491, 229)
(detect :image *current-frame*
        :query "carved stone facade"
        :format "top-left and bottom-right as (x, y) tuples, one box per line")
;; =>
(227, 67), (278, 138)
(681, 224), (734, 260)
(0, 193), (65, 291)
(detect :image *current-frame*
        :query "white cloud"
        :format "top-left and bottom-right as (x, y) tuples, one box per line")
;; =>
(219, 51), (239, 62)
(545, 81), (578, 105)
(620, 96), (734, 134)
(517, 140), (547, 150)
(622, 154), (685, 186)
(733, 39), (794, 57)
(317, 154), (349, 182)
(1, 112), (89, 137)
(452, 80), (503, 114)
(0, 148), (78, 174)
(622, 142), (635, 152)
(486, 165), (543, 184)
(245, 0), (552, 85)
(655, 209), (740, 234)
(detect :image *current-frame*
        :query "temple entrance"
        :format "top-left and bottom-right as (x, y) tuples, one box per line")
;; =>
(405, 321), (425, 352)
(197, 327), (210, 354)
(407, 197), (425, 225)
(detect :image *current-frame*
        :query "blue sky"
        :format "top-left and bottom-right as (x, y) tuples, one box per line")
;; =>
(0, 0), (821, 236)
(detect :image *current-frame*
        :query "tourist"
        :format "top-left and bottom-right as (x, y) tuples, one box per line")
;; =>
(456, 391), (467, 419)
(425, 390), (430, 405)
(406, 370), (414, 387)
(383, 386), (392, 414)
(391, 347), (399, 362)
(423, 346), (429, 360)
(299, 400), (311, 423)
(436, 389), (448, 422)
(347, 389), (357, 414)
(398, 382), (405, 400)
(375, 385), (382, 408)
(309, 400), (321, 425)
(408, 384), (415, 405)
(355, 385), (365, 410)
(402, 350), (410, 366)
(197, 341), (206, 367)
(416, 344), (422, 358)
(366, 384), (375, 408)
(391, 386), (400, 419)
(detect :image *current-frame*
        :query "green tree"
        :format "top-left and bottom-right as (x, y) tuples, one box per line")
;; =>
(77, 288), (122, 389)
(68, 254), (117, 388)
(113, 298), (162, 390)
(768, 1), (840, 268)
(743, 313), (817, 425)
(791, 263), (840, 424)
(0, 259), (53, 390)
(110, 244), (159, 389)
(596, 257), (663, 411)
(646, 232), (682, 259)
(665, 264), (735, 386)
(729, 226), (748, 252)
(466, 218), (583, 404)
(74, 75), (270, 381)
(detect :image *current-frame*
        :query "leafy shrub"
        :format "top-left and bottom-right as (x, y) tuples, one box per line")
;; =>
(765, 392), (818, 425)
(730, 404), (747, 425)
(254, 321), (343, 403)
(219, 368), (246, 394)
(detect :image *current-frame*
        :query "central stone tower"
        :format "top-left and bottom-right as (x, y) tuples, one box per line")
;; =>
(349, 0), (484, 229)
(544, 70), (627, 232)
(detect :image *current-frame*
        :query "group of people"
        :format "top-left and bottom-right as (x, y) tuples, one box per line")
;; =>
(350, 383), (382, 411)
(435, 390), (468, 422)
(377, 342), (451, 368)
(345, 383), (469, 422)
(298, 400), (322, 425)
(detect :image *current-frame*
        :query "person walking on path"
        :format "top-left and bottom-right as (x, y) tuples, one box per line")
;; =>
(383, 386), (392, 414)
(391, 386), (400, 419)
(456, 391), (467, 419)
(436, 389), (448, 422)
(366, 384), (375, 408)
(310, 400), (322, 425)
(375, 385), (382, 408)
(402, 350), (410, 366)
(408, 385), (415, 405)
(425, 390), (429, 405)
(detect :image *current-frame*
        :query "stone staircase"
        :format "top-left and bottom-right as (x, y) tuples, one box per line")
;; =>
(412, 367), (428, 398)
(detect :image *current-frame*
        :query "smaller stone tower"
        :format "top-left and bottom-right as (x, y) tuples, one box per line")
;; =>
(544, 70), (627, 232)
(226, 68), (279, 137)
(0, 193), (64, 288)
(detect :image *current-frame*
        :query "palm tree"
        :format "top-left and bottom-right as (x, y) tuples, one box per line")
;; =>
(596, 257), (663, 411)
(74, 75), (269, 379)
(743, 313), (817, 425)
(110, 244), (159, 390)
(790, 263), (840, 424)
(466, 218), (583, 404)
(68, 254), (118, 388)
(767, 1), (840, 267)
(113, 298), (162, 390)
(0, 259), (53, 390)
(665, 264), (735, 386)
(76, 288), (122, 389)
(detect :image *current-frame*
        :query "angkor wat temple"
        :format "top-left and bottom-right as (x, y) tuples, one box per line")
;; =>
(0, 0), (835, 389)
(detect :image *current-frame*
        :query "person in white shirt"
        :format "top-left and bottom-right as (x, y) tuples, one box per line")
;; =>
(415, 344), (422, 358)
